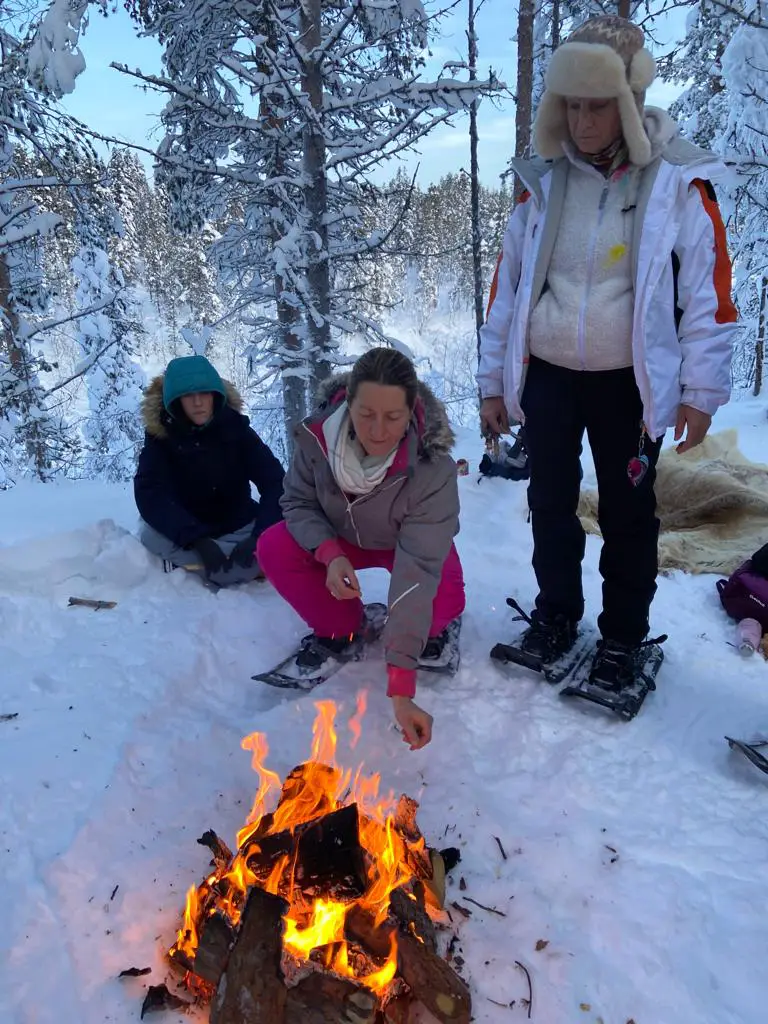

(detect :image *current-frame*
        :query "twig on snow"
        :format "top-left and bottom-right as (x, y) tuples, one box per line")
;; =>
(494, 835), (508, 860)
(461, 897), (506, 917)
(515, 960), (533, 1019)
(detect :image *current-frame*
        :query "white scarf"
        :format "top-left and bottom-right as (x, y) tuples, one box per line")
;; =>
(322, 403), (399, 496)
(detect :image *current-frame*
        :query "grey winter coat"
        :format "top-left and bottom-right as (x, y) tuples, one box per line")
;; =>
(281, 374), (459, 671)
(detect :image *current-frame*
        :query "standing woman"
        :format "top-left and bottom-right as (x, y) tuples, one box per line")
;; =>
(478, 16), (737, 694)
(257, 348), (465, 750)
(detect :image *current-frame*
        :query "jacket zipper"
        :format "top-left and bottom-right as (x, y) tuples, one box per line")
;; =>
(345, 477), (403, 547)
(515, 217), (541, 416)
(577, 181), (610, 370)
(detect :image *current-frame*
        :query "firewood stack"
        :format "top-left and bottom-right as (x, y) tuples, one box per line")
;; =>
(167, 756), (471, 1024)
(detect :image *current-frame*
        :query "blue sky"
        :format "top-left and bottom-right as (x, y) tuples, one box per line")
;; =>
(61, 2), (687, 188)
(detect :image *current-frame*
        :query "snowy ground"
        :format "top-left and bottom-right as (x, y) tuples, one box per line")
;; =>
(1, 395), (767, 1024)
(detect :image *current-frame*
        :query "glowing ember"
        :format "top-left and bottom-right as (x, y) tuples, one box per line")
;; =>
(169, 698), (430, 997)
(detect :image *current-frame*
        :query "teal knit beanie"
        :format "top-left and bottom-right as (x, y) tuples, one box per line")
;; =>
(162, 356), (227, 414)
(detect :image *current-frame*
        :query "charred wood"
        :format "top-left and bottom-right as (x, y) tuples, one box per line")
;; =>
(210, 888), (288, 1024)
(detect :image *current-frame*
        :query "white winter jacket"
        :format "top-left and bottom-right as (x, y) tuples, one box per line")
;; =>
(477, 112), (738, 440)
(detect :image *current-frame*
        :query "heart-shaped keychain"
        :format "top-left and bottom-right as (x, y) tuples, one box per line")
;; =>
(627, 425), (650, 487)
(627, 453), (649, 487)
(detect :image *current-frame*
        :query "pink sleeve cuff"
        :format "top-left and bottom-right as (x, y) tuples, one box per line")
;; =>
(387, 665), (417, 699)
(314, 538), (345, 566)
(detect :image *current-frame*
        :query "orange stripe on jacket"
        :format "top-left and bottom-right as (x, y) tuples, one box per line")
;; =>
(485, 190), (531, 320)
(691, 179), (738, 325)
(485, 252), (504, 319)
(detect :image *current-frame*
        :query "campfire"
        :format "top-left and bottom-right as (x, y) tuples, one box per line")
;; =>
(166, 698), (471, 1024)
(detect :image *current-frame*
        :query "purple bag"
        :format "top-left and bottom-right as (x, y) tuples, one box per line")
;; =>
(717, 560), (768, 632)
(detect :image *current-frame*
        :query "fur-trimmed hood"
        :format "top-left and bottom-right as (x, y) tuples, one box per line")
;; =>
(141, 374), (244, 439)
(311, 372), (456, 460)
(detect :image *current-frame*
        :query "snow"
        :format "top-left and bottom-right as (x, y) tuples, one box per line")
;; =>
(25, 0), (88, 98)
(1, 400), (768, 1024)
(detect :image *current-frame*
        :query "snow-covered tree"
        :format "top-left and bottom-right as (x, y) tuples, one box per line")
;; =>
(0, 0), (96, 485)
(716, 0), (768, 392)
(107, 148), (153, 283)
(118, 0), (497, 447)
(72, 185), (145, 481)
(661, 0), (739, 149)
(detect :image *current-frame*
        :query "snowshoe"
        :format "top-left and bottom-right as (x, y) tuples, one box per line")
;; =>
(251, 603), (388, 690)
(490, 598), (593, 684)
(418, 616), (462, 676)
(725, 736), (768, 775)
(560, 635), (666, 721)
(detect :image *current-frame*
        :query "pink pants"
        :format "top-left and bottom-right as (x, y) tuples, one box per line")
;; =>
(257, 521), (465, 638)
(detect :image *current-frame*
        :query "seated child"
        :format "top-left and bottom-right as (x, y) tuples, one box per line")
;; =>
(134, 355), (285, 586)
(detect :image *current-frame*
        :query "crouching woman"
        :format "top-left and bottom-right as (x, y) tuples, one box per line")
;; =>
(257, 348), (465, 750)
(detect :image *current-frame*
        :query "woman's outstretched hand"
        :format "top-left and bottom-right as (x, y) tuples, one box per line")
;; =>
(391, 696), (433, 750)
(326, 556), (361, 600)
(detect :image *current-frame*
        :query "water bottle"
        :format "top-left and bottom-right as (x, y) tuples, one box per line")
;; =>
(737, 618), (763, 657)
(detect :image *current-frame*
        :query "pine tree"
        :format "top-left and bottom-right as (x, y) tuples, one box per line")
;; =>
(716, 0), (768, 392)
(108, 148), (153, 283)
(71, 181), (146, 481)
(661, 0), (738, 149)
(121, 0), (498, 447)
(0, 1), (95, 485)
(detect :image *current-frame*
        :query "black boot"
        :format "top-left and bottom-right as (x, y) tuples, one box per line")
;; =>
(519, 609), (578, 665)
(295, 633), (357, 672)
(588, 640), (638, 691)
(588, 635), (666, 691)
(421, 630), (449, 661)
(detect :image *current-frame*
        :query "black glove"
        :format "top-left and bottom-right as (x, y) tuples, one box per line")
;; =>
(193, 537), (229, 576)
(751, 543), (768, 579)
(230, 534), (257, 569)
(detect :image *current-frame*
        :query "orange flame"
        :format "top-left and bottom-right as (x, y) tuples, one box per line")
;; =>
(171, 698), (416, 997)
(236, 731), (281, 849)
(175, 884), (201, 960)
(310, 700), (338, 766)
(363, 931), (399, 991)
(348, 691), (367, 750)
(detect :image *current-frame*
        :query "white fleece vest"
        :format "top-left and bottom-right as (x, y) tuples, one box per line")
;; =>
(528, 159), (636, 371)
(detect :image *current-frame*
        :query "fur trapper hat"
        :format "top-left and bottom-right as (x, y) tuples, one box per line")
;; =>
(533, 15), (657, 167)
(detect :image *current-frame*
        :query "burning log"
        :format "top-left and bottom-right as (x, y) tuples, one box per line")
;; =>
(344, 905), (393, 959)
(390, 882), (437, 952)
(279, 763), (340, 816)
(210, 887), (288, 1024)
(285, 972), (377, 1024)
(171, 910), (235, 986)
(393, 796), (431, 880)
(197, 830), (234, 871)
(393, 796), (421, 845)
(344, 883), (435, 961)
(347, 901), (468, 1024)
(241, 763), (341, 846)
(380, 993), (413, 1024)
(164, 700), (472, 1024)
(245, 803), (368, 895)
(396, 933), (471, 1024)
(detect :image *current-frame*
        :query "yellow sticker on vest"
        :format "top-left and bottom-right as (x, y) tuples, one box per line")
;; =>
(604, 243), (628, 268)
